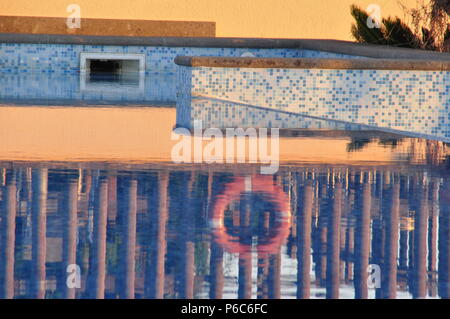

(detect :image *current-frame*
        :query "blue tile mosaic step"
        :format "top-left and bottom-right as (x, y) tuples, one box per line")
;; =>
(177, 65), (450, 141)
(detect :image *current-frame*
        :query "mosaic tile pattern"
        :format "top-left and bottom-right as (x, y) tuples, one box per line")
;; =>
(178, 66), (450, 141)
(177, 96), (368, 131)
(302, 49), (367, 59)
(0, 43), (357, 73)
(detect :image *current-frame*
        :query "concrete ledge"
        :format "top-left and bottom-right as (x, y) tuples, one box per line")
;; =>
(0, 16), (215, 37)
(175, 56), (450, 71)
(2, 33), (450, 61)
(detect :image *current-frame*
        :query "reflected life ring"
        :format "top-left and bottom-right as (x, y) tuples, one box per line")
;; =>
(209, 175), (291, 254)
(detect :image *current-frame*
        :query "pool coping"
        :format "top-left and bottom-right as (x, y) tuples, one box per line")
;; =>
(2, 33), (450, 61)
(175, 56), (450, 71)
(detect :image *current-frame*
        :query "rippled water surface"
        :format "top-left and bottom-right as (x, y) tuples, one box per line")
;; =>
(1, 73), (450, 299)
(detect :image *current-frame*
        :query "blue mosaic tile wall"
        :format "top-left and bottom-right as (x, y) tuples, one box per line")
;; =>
(0, 42), (365, 103)
(0, 43), (358, 74)
(178, 66), (450, 141)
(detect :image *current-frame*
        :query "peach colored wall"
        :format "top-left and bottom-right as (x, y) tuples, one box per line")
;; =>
(0, 0), (420, 40)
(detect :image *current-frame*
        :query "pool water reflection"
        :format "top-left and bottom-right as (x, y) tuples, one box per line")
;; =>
(1, 158), (450, 299)
(1, 73), (450, 299)
(0, 72), (176, 105)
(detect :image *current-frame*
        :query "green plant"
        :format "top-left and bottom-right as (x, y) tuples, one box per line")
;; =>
(350, 2), (450, 51)
(350, 5), (386, 45)
(399, 0), (450, 51)
(383, 16), (419, 47)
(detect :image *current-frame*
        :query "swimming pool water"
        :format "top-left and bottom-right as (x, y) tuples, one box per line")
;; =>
(0, 73), (449, 299)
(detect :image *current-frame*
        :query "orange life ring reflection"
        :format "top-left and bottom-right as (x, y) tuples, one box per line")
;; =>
(210, 175), (291, 255)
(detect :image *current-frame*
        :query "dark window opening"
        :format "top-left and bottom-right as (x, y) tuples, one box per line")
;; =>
(89, 59), (122, 74)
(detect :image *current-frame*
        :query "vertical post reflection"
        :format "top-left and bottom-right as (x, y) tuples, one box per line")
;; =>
(344, 172), (356, 285)
(118, 176), (137, 299)
(344, 224), (354, 284)
(268, 250), (281, 299)
(354, 177), (371, 299)
(88, 176), (108, 298)
(439, 180), (450, 298)
(0, 170), (16, 299)
(238, 191), (252, 299)
(60, 175), (78, 299)
(381, 181), (399, 299)
(209, 241), (224, 299)
(179, 173), (195, 299)
(326, 182), (342, 299)
(209, 174), (224, 299)
(297, 179), (313, 299)
(413, 182), (428, 299)
(31, 168), (47, 299)
(257, 212), (270, 299)
(147, 172), (169, 299)
(428, 181), (439, 297)
(313, 179), (328, 287)
(373, 172), (386, 299)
